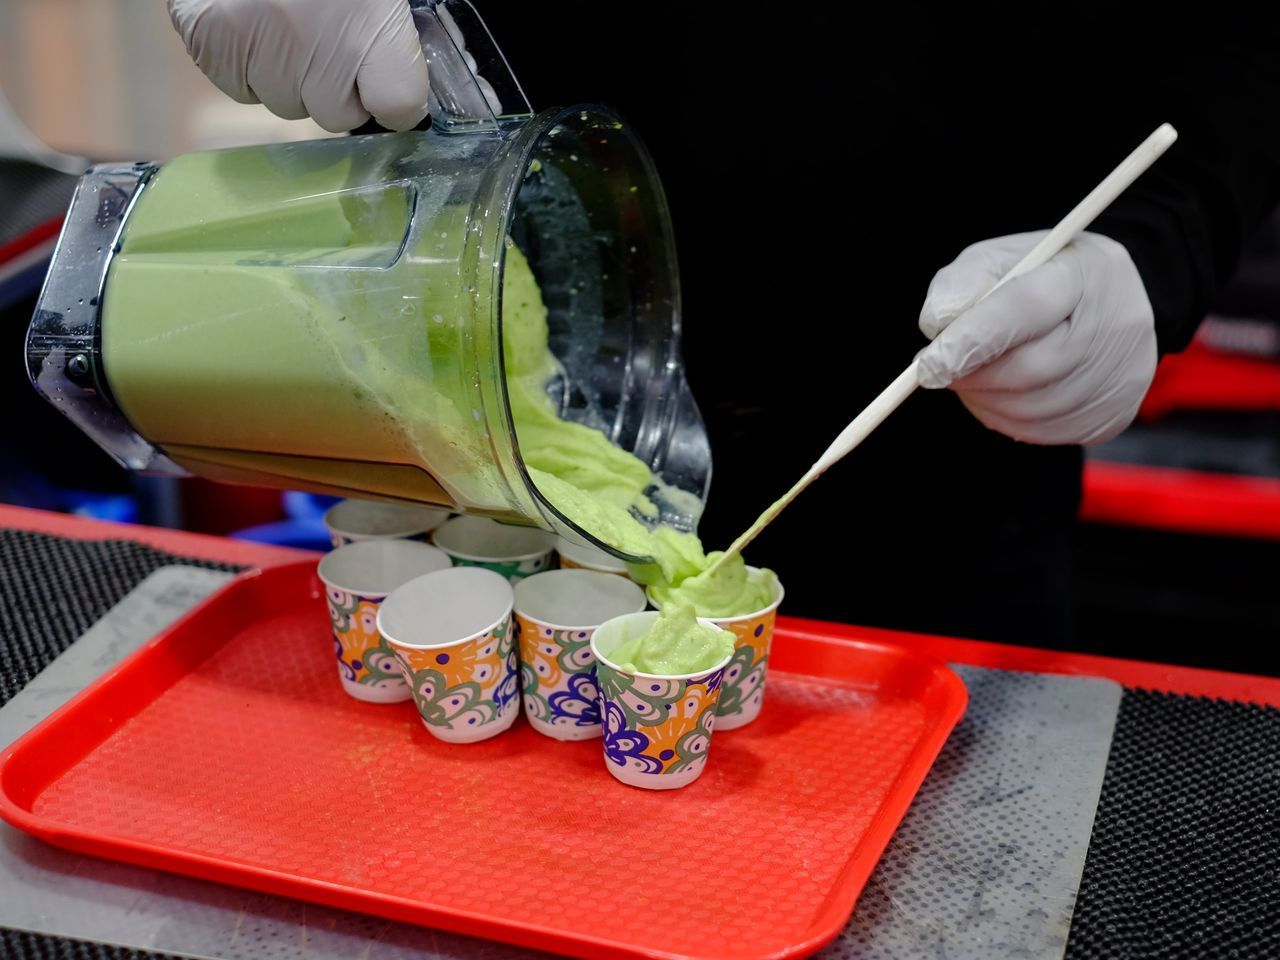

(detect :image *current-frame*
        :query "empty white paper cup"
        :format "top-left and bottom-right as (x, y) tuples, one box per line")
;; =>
(433, 516), (556, 582)
(378, 567), (520, 744)
(323, 498), (451, 547)
(513, 570), (646, 741)
(555, 535), (631, 577)
(317, 539), (453, 702)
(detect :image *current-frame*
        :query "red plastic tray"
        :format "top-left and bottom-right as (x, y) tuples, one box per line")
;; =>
(0, 561), (966, 960)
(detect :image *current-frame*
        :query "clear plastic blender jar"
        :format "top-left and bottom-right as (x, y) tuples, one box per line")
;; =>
(25, 0), (709, 563)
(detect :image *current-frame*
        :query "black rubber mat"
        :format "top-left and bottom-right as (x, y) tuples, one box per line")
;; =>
(0, 930), (163, 960)
(1065, 689), (1280, 959)
(0, 528), (242, 707)
(0, 529), (240, 960)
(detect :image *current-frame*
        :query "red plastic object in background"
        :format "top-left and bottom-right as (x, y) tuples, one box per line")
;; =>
(0, 504), (315, 569)
(0, 561), (965, 960)
(0, 216), (62, 292)
(1083, 331), (1280, 541)
(179, 477), (285, 535)
(0, 216), (62, 265)
(1138, 340), (1280, 421)
(1081, 461), (1280, 541)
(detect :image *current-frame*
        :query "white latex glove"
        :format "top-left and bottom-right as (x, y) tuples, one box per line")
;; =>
(916, 231), (1158, 446)
(168, 0), (431, 133)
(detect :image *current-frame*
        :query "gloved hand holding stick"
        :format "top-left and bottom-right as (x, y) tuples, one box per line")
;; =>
(706, 123), (1178, 577)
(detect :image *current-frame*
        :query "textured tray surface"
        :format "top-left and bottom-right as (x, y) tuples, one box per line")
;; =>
(2, 562), (964, 960)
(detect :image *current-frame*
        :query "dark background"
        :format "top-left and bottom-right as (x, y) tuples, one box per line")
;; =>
(480, 4), (1280, 659)
(3, 3), (1277, 671)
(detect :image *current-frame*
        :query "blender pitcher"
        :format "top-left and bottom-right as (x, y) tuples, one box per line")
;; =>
(24, 0), (709, 562)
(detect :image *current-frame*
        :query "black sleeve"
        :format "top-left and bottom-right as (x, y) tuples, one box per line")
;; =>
(1092, 7), (1280, 354)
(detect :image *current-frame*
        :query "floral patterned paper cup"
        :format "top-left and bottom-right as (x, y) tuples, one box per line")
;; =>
(433, 516), (556, 583)
(317, 540), (453, 703)
(648, 570), (786, 731)
(554, 535), (631, 578)
(377, 567), (520, 744)
(323, 498), (451, 547)
(590, 612), (732, 791)
(513, 570), (646, 741)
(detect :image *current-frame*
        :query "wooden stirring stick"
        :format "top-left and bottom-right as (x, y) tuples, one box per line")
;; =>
(704, 122), (1179, 577)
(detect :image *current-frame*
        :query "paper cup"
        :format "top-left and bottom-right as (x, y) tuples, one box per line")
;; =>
(555, 535), (631, 578)
(647, 568), (784, 731)
(317, 540), (453, 703)
(513, 570), (646, 741)
(433, 515), (556, 582)
(377, 567), (520, 744)
(590, 611), (732, 790)
(323, 498), (451, 547)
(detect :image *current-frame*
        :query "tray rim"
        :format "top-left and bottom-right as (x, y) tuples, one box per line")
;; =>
(0, 560), (967, 960)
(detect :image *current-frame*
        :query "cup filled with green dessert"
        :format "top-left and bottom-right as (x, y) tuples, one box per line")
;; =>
(590, 605), (735, 790)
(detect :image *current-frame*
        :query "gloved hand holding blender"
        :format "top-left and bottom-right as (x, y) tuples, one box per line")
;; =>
(167, 0), (431, 133)
(168, 0), (1160, 450)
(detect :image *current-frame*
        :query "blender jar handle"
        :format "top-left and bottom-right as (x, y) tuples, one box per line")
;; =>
(409, 0), (533, 131)
(25, 162), (186, 475)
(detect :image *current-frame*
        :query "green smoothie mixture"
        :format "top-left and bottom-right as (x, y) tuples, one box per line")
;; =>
(606, 604), (734, 676)
(103, 143), (511, 510)
(101, 140), (777, 624)
(648, 553), (779, 618)
(504, 237), (779, 615)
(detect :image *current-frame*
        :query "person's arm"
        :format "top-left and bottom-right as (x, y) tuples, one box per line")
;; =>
(1093, 9), (1280, 354)
(917, 9), (1280, 446)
